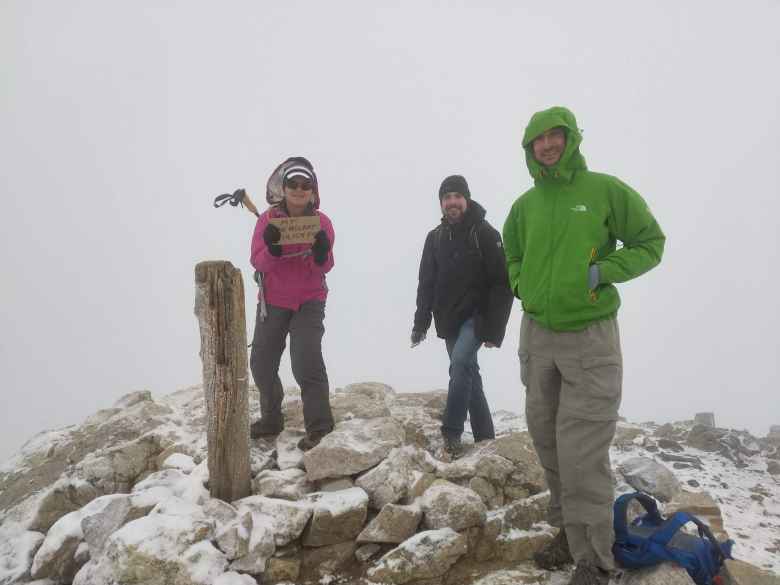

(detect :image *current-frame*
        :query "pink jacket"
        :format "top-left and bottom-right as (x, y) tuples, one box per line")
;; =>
(250, 207), (335, 310)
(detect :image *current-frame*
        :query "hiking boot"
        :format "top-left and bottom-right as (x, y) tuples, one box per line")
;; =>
(250, 418), (283, 439)
(297, 430), (330, 452)
(533, 528), (573, 570)
(567, 561), (610, 585)
(441, 433), (464, 458)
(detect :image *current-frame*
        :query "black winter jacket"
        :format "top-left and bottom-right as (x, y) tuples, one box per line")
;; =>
(413, 200), (513, 345)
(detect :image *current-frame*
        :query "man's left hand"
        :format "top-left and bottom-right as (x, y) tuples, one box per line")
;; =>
(588, 264), (600, 290)
(312, 230), (331, 265)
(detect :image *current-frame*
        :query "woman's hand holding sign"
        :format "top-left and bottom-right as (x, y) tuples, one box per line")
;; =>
(311, 230), (331, 265)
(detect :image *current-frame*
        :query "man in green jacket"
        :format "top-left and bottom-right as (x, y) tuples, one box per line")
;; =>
(503, 106), (665, 585)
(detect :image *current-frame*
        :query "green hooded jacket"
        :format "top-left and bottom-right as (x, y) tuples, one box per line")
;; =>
(502, 106), (665, 331)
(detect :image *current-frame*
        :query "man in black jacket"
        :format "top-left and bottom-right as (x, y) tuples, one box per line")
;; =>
(412, 175), (514, 456)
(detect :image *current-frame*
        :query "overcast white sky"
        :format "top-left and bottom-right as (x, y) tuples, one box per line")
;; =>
(2, 1), (779, 462)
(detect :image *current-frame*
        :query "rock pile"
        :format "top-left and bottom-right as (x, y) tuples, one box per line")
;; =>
(1, 383), (779, 585)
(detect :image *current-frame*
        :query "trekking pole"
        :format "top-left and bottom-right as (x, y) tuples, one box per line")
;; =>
(213, 188), (268, 325)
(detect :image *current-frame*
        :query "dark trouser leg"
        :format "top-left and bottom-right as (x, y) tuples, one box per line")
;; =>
(249, 304), (291, 427)
(468, 360), (495, 441)
(441, 318), (483, 438)
(289, 300), (334, 435)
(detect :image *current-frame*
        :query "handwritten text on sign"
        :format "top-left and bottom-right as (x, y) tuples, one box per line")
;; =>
(269, 216), (321, 245)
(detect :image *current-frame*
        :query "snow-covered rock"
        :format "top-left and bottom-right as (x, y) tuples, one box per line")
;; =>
(3, 383), (780, 584)
(301, 487), (369, 546)
(618, 456), (681, 502)
(235, 495), (312, 546)
(227, 512), (275, 575)
(366, 528), (468, 584)
(357, 503), (422, 544)
(355, 446), (429, 509)
(420, 479), (487, 531)
(303, 417), (406, 481)
(253, 467), (313, 500)
(74, 513), (220, 585)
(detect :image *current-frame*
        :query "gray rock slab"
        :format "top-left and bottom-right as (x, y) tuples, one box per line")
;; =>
(620, 562), (696, 584)
(618, 457), (681, 502)
(420, 479), (487, 531)
(302, 487), (369, 547)
(303, 417), (405, 481)
(235, 495), (312, 546)
(357, 503), (422, 544)
(356, 446), (428, 509)
(228, 512), (276, 575)
(81, 494), (135, 558)
(366, 528), (467, 584)
(301, 540), (357, 577)
(275, 430), (306, 471)
(253, 468), (314, 500)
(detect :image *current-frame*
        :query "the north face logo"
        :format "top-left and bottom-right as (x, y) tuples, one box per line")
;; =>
(571, 204), (588, 212)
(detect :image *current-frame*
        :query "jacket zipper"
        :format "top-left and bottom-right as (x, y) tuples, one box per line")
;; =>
(589, 247), (598, 302)
(546, 188), (556, 329)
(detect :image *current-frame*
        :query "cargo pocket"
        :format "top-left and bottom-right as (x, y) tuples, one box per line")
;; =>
(573, 356), (622, 421)
(518, 351), (530, 388)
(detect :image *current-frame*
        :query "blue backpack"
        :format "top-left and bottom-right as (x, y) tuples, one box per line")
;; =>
(613, 492), (734, 585)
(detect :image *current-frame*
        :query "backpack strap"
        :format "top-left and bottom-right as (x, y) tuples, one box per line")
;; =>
(431, 222), (483, 260)
(614, 492), (664, 543)
(470, 223), (483, 259)
(649, 511), (732, 564)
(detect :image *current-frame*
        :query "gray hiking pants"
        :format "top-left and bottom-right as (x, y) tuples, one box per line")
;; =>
(249, 301), (334, 435)
(518, 313), (622, 572)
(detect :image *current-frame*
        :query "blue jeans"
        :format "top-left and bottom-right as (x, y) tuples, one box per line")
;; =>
(442, 318), (495, 441)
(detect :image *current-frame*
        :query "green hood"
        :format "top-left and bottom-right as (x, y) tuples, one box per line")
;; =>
(522, 106), (587, 181)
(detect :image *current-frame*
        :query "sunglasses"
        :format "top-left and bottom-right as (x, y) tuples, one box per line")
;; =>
(283, 177), (313, 191)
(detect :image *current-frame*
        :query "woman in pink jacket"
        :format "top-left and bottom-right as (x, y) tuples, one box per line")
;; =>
(249, 156), (335, 451)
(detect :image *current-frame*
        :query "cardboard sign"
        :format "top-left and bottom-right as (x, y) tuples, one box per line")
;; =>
(269, 216), (321, 245)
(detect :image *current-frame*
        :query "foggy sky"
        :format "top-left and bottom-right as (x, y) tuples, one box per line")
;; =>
(2, 1), (779, 462)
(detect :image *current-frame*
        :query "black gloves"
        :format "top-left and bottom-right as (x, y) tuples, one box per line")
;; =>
(410, 330), (426, 347)
(263, 224), (282, 257)
(264, 225), (330, 263)
(312, 230), (331, 266)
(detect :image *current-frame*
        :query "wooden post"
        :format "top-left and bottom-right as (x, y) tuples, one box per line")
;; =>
(194, 260), (251, 501)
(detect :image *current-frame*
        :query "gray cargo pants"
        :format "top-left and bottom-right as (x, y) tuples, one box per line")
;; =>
(249, 301), (334, 435)
(518, 313), (622, 572)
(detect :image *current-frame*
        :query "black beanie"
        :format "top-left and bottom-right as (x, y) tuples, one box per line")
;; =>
(438, 175), (471, 200)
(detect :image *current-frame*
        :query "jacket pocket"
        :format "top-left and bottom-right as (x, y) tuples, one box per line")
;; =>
(567, 356), (622, 421)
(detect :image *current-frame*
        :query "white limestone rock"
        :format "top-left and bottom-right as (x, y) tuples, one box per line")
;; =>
(227, 512), (275, 575)
(620, 562), (696, 584)
(302, 417), (406, 481)
(420, 479), (487, 531)
(73, 512), (218, 585)
(366, 528), (468, 584)
(235, 495), (312, 546)
(355, 446), (428, 509)
(0, 526), (45, 584)
(253, 468), (314, 500)
(619, 457), (681, 503)
(275, 430), (306, 471)
(301, 487), (369, 547)
(357, 503), (422, 544)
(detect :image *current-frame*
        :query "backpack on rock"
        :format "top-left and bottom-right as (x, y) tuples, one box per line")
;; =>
(613, 492), (734, 585)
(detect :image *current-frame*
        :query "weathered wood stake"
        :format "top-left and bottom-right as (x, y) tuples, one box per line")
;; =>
(194, 260), (251, 501)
